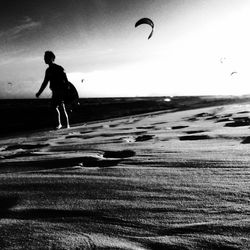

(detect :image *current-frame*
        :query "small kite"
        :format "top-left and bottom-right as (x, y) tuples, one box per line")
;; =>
(135, 17), (154, 39)
(220, 57), (226, 64)
(230, 71), (237, 76)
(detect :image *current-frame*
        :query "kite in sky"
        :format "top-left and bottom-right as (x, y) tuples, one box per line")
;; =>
(135, 18), (154, 39)
(230, 71), (237, 76)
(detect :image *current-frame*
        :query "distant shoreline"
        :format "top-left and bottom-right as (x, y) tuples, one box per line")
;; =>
(0, 96), (250, 138)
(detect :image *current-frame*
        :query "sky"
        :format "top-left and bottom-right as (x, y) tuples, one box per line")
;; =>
(1, 0), (250, 98)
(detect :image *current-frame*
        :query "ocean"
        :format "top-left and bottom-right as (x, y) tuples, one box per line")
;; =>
(0, 96), (249, 137)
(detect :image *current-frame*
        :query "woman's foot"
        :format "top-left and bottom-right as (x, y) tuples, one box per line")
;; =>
(56, 124), (62, 130)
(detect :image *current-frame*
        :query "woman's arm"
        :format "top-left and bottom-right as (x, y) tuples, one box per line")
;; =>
(36, 72), (49, 97)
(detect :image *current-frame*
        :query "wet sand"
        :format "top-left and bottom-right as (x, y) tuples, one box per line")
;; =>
(0, 99), (250, 249)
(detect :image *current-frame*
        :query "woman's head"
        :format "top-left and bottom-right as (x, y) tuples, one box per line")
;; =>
(44, 51), (55, 64)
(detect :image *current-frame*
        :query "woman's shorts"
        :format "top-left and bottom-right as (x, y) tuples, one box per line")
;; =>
(51, 90), (66, 107)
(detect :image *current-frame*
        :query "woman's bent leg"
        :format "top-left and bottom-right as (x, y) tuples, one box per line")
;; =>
(61, 103), (70, 128)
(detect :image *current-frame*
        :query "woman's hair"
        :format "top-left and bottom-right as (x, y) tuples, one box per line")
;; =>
(44, 51), (56, 61)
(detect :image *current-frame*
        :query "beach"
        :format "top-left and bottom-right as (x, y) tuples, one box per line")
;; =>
(0, 97), (250, 249)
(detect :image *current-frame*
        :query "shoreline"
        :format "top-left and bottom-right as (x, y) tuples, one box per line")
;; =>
(1, 96), (250, 138)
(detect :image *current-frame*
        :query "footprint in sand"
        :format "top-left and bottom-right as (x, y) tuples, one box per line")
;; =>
(80, 130), (94, 134)
(186, 117), (199, 122)
(195, 112), (213, 118)
(237, 111), (250, 114)
(152, 122), (168, 125)
(187, 112), (232, 122)
(136, 126), (155, 130)
(135, 134), (155, 142)
(185, 130), (208, 135)
(109, 123), (123, 128)
(80, 156), (121, 168)
(179, 135), (211, 141)
(87, 125), (103, 131)
(186, 112), (212, 121)
(116, 128), (132, 131)
(224, 117), (250, 127)
(5, 144), (49, 151)
(241, 137), (250, 144)
(121, 134), (155, 143)
(65, 135), (84, 139)
(103, 150), (136, 158)
(222, 114), (233, 118)
(171, 126), (189, 130)
(216, 118), (233, 123)
(205, 115), (219, 120)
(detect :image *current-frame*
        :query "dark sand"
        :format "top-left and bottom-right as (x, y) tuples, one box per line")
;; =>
(0, 97), (250, 249)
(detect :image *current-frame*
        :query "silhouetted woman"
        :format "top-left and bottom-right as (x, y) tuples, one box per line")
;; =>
(36, 51), (70, 129)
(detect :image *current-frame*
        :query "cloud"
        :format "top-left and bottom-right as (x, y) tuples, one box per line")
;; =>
(0, 17), (41, 40)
